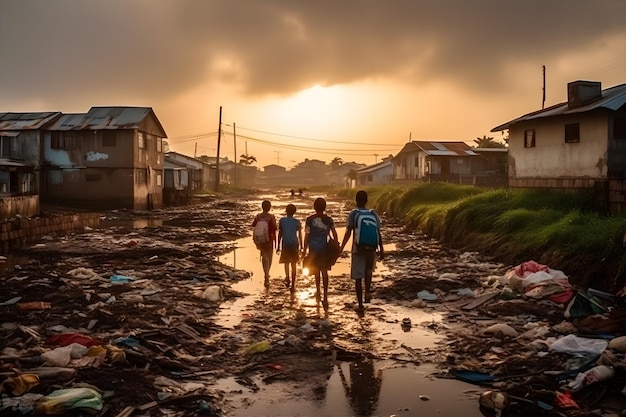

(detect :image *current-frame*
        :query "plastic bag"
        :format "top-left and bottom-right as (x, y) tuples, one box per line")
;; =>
(35, 388), (103, 415)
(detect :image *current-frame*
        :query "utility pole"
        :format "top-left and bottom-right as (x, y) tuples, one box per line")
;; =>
(194, 142), (197, 158)
(215, 106), (222, 191)
(233, 122), (237, 187)
(374, 153), (379, 163)
(542, 65), (546, 109)
(274, 151), (280, 165)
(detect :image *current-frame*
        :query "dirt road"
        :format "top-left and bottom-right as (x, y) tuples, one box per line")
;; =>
(2, 191), (625, 416)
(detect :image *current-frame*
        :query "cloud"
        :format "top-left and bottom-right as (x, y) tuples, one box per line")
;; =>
(2, 0), (625, 110)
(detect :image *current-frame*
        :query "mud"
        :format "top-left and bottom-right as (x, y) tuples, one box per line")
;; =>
(1, 191), (626, 417)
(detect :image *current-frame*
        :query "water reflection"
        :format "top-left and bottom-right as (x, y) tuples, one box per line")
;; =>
(338, 357), (382, 417)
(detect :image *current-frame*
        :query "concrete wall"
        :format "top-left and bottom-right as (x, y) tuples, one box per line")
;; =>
(0, 195), (39, 218)
(508, 114), (608, 182)
(0, 212), (100, 252)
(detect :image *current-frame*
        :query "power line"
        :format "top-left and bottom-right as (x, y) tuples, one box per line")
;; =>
(235, 125), (405, 147)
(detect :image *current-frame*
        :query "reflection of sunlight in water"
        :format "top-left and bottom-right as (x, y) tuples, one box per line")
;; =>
(212, 193), (483, 416)
(218, 361), (484, 417)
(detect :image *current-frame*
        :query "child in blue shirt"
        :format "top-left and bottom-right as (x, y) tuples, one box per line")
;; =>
(277, 203), (302, 291)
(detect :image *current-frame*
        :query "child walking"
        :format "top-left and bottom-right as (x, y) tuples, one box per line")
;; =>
(277, 203), (302, 291)
(303, 197), (338, 308)
(252, 200), (277, 287)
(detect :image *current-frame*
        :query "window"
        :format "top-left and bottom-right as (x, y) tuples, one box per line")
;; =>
(367, 174), (373, 182)
(414, 158), (419, 167)
(51, 132), (80, 149)
(565, 123), (580, 143)
(614, 117), (626, 140)
(135, 168), (147, 185)
(524, 130), (536, 148)
(156, 137), (163, 153)
(156, 172), (162, 187)
(102, 131), (116, 147)
(0, 136), (12, 157)
(138, 132), (145, 149)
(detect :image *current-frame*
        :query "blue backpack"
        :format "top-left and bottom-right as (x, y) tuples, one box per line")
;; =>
(353, 209), (379, 251)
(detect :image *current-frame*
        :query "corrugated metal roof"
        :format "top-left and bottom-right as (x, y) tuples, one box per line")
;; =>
(396, 141), (478, 157)
(47, 107), (149, 130)
(491, 82), (626, 132)
(45, 107), (167, 137)
(0, 112), (61, 131)
(356, 160), (391, 173)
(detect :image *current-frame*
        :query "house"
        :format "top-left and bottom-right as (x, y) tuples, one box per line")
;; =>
(0, 112), (62, 217)
(392, 141), (479, 184)
(43, 107), (167, 210)
(354, 159), (393, 187)
(491, 80), (626, 212)
(329, 161), (366, 188)
(290, 159), (330, 186)
(163, 157), (191, 205)
(260, 164), (287, 187)
(471, 147), (509, 187)
(166, 151), (213, 191)
(220, 159), (258, 187)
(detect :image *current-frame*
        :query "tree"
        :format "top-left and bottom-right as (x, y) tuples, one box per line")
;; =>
(474, 135), (506, 148)
(330, 157), (344, 171)
(239, 154), (257, 166)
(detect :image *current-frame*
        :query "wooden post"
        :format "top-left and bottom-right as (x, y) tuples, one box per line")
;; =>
(215, 106), (222, 191)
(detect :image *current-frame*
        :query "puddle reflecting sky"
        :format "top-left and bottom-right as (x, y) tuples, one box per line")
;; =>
(219, 362), (484, 417)
(214, 195), (484, 417)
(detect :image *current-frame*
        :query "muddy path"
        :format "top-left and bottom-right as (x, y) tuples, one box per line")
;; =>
(2, 191), (625, 417)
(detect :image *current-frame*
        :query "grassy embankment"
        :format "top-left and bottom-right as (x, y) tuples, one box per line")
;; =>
(337, 183), (626, 293)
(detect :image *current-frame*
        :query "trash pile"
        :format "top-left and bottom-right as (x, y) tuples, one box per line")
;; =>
(395, 258), (626, 416)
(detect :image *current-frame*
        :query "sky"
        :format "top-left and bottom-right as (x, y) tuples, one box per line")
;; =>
(1, 1), (626, 169)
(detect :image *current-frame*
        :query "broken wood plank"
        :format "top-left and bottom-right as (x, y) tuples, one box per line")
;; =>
(460, 291), (499, 310)
(136, 401), (158, 411)
(114, 405), (135, 417)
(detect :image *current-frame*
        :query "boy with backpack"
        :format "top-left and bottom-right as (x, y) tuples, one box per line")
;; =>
(252, 200), (277, 286)
(277, 203), (302, 291)
(340, 190), (384, 311)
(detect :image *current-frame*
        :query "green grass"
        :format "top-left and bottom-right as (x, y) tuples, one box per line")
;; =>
(337, 183), (626, 293)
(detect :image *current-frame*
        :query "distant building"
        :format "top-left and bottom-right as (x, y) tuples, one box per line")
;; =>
(491, 80), (626, 212)
(166, 151), (213, 191)
(354, 160), (393, 187)
(393, 141), (479, 184)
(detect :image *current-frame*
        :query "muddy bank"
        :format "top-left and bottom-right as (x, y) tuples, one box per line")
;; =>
(1, 191), (626, 416)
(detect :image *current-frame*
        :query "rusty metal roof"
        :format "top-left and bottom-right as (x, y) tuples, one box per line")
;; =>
(0, 112), (61, 131)
(395, 141), (478, 157)
(46, 107), (167, 137)
(491, 82), (626, 132)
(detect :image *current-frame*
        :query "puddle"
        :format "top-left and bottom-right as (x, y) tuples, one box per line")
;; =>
(213, 218), (483, 417)
(218, 362), (483, 417)
(214, 234), (393, 329)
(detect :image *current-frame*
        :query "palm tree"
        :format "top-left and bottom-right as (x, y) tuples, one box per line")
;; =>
(330, 156), (344, 171)
(474, 135), (506, 148)
(239, 154), (257, 166)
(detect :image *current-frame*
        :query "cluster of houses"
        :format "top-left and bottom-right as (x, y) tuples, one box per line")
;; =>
(1, 79), (626, 218)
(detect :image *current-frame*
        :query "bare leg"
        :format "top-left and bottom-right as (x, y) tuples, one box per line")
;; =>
(283, 263), (290, 287)
(355, 278), (364, 308)
(364, 270), (372, 303)
(289, 261), (297, 289)
(261, 246), (272, 286)
(315, 272), (321, 301)
(321, 269), (329, 307)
